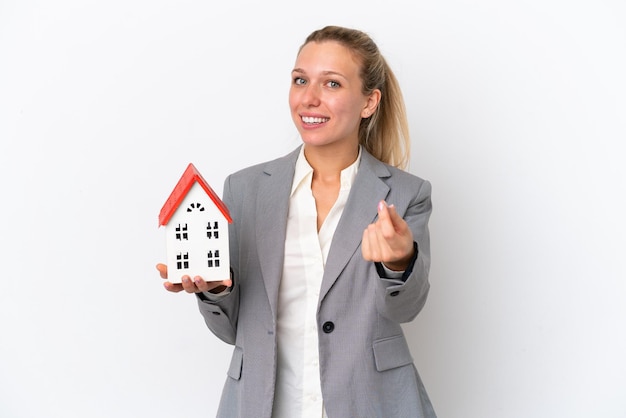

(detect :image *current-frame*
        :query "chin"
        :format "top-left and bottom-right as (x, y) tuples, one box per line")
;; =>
(300, 137), (334, 147)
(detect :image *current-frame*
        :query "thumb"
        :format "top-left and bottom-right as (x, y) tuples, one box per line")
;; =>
(385, 203), (404, 229)
(381, 201), (407, 236)
(377, 200), (391, 222)
(378, 200), (402, 223)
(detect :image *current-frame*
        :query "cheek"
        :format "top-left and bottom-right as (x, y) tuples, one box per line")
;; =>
(334, 98), (365, 121)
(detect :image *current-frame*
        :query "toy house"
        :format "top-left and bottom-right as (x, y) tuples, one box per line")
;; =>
(158, 163), (232, 283)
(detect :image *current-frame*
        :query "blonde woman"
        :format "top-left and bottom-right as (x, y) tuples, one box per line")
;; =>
(158, 25), (436, 418)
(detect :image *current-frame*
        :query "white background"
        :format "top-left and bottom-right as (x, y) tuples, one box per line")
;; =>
(1, 1), (624, 417)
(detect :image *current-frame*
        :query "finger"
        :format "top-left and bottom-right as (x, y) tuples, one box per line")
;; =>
(156, 263), (168, 279)
(376, 200), (391, 223)
(163, 281), (183, 293)
(192, 276), (208, 292)
(194, 276), (232, 291)
(386, 204), (407, 233)
(181, 275), (200, 293)
(381, 204), (412, 246)
(365, 223), (383, 261)
(376, 201), (397, 238)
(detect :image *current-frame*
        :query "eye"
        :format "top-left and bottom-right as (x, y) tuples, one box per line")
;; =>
(293, 77), (307, 86)
(327, 80), (341, 88)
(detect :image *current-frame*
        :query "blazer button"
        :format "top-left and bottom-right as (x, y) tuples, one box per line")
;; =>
(322, 321), (335, 333)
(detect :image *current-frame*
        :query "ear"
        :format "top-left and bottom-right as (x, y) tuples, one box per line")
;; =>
(361, 89), (381, 118)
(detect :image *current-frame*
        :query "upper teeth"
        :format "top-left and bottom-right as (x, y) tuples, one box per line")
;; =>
(302, 116), (329, 124)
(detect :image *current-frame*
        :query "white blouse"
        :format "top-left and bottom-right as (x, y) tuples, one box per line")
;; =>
(272, 146), (361, 418)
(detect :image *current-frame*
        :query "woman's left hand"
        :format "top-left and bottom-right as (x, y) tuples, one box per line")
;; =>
(361, 200), (415, 271)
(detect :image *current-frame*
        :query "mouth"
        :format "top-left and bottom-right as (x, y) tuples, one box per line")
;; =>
(301, 116), (329, 125)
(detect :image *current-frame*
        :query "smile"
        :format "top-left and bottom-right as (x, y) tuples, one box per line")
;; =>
(301, 116), (329, 124)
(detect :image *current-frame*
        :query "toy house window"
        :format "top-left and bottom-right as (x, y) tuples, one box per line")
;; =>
(176, 253), (189, 270)
(187, 202), (205, 212)
(207, 221), (220, 239)
(207, 250), (220, 268)
(175, 224), (188, 240)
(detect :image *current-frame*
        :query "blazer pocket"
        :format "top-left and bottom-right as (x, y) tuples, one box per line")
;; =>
(373, 335), (414, 372)
(227, 346), (243, 380)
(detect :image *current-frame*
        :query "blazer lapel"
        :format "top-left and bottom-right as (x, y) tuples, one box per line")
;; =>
(255, 147), (299, 320)
(319, 150), (391, 303)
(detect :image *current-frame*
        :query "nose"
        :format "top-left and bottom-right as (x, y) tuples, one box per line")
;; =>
(301, 84), (321, 107)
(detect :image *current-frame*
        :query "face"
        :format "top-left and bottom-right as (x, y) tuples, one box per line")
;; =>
(289, 41), (380, 150)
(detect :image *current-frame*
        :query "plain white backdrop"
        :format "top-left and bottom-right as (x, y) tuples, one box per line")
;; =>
(1, 1), (624, 417)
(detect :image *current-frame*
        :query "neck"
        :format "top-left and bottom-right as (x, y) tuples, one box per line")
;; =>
(303, 143), (359, 178)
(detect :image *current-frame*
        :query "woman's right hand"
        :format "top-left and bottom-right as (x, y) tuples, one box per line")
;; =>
(156, 263), (232, 294)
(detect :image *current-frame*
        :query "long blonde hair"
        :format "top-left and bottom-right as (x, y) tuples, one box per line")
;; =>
(301, 26), (411, 170)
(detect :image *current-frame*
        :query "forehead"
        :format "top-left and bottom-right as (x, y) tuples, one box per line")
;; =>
(294, 41), (362, 76)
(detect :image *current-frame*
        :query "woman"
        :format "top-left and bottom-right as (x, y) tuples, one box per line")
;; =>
(158, 25), (436, 418)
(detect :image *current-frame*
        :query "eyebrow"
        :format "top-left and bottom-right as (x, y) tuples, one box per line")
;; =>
(292, 68), (346, 79)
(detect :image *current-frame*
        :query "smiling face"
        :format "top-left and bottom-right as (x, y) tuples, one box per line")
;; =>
(289, 41), (380, 151)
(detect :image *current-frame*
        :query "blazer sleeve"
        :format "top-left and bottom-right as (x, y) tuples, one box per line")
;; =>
(374, 179), (432, 323)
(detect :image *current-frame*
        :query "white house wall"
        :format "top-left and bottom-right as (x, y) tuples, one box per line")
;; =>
(165, 183), (230, 283)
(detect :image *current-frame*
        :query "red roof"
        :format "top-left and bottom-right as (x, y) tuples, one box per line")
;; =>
(159, 163), (233, 226)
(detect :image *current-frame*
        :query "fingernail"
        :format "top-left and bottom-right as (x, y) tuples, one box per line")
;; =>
(378, 200), (386, 211)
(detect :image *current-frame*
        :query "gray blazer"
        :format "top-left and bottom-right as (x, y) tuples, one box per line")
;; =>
(197, 146), (436, 418)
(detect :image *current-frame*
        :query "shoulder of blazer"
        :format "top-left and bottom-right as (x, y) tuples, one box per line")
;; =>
(360, 148), (430, 190)
(359, 148), (393, 179)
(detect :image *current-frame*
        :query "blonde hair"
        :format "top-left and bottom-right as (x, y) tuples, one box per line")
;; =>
(301, 26), (411, 170)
